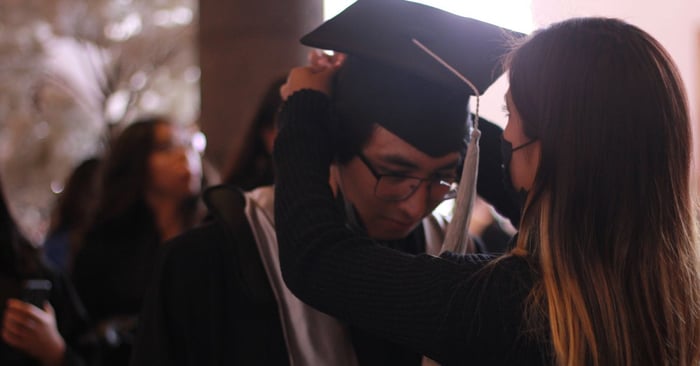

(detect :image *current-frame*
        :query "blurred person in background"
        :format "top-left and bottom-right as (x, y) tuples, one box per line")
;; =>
(131, 76), (292, 366)
(0, 177), (93, 366)
(72, 117), (203, 366)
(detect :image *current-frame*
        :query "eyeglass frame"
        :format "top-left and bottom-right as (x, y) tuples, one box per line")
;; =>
(356, 153), (459, 202)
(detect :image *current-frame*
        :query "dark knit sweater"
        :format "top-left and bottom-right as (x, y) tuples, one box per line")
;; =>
(274, 90), (550, 365)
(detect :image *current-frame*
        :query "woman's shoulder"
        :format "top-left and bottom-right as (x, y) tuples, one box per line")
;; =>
(439, 253), (535, 309)
(493, 254), (533, 273)
(479, 254), (536, 292)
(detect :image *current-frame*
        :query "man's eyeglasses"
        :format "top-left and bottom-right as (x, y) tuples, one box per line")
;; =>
(357, 153), (458, 202)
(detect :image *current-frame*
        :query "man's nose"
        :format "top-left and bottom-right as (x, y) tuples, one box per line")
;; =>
(395, 181), (431, 221)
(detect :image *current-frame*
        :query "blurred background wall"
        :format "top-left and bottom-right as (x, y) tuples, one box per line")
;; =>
(199, 0), (322, 170)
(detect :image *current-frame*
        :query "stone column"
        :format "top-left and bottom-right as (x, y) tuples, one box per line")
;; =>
(199, 0), (323, 174)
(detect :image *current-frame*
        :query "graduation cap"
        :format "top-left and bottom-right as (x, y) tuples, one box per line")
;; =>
(301, 0), (522, 157)
(302, 0), (525, 253)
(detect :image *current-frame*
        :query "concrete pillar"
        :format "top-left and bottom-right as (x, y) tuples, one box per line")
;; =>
(199, 0), (323, 173)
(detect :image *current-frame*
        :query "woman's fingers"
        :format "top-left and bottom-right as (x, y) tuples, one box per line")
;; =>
(281, 50), (348, 101)
(2, 327), (23, 347)
(308, 50), (347, 71)
(308, 50), (332, 71)
(330, 52), (346, 67)
(2, 312), (32, 346)
(6, 299), (42, 322)
(43, 302), (55, 316)
(281, 66), (338, 101)
(3, 299), (44, 342)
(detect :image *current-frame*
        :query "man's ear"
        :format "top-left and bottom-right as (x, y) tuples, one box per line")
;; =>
(329, 164), (340, 197)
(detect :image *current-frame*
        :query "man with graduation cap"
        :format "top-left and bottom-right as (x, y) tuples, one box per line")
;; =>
(131, 1), (520, 365)
(279, 0), (521, 363)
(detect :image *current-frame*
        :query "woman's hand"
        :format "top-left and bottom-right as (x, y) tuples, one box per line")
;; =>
(2, 299), (66, 366)
(308, 49), (345, 72)
(280, 50), (345, 101)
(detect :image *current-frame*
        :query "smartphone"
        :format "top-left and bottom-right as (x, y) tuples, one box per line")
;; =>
(20, 279), (52, 308)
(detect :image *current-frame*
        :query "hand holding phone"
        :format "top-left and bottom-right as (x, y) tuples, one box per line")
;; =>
(20, 279), (52, 308)
(2, 281), (66, 365)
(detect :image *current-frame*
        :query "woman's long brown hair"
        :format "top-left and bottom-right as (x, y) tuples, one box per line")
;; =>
(506, 18), (700, 365)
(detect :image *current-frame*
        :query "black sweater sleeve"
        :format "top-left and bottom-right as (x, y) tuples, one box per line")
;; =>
(274, 90), (541, 365)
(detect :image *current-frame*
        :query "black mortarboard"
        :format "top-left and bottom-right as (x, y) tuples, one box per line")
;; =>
(301, 0), (522, 157)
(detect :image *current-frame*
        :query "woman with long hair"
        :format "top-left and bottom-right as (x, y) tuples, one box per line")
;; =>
(0, 178), (92, 365)
(130, 76), (290, 366)
(72, 117), (203, 366)
(503, 18), (700, 364)
(273, 17), (700, 365)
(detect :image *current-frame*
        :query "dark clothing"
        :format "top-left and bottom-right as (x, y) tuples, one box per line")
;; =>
(274, 91), (549, 365)
(72, 220), (161, 366)
(349, 225), (427, 366)
(130, 218), (289, 366)
(73, 225), (159, 322)
(0, 260), (91, 366)
(132, 86), (519, 365)
(130, 185), (423, 365)
(43, 229), (70, 272)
